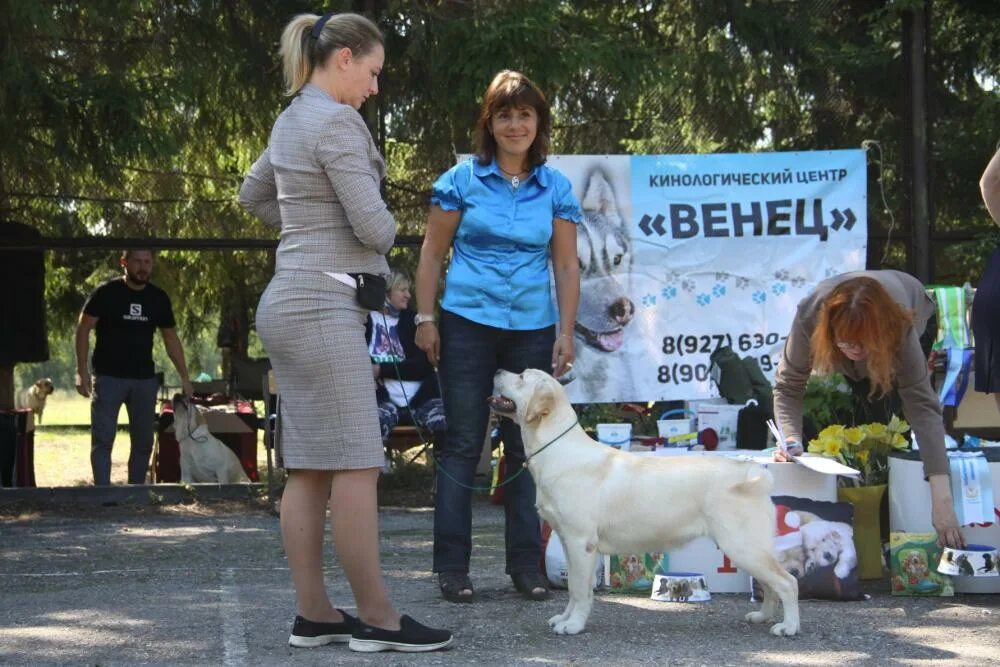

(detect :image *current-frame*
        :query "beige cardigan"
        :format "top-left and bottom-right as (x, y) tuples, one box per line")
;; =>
(773, 270), (948, 478)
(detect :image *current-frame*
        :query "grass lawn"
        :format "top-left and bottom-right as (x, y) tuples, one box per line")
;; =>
(27, 392), (435, 504)
(32, 427), (274, 488)
(39, 392), (129, 426)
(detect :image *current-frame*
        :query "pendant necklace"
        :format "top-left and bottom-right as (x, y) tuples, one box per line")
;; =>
(499, 165), (527, 189)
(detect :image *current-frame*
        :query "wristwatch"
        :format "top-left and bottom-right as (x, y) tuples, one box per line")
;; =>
(414, 313), (437, 326)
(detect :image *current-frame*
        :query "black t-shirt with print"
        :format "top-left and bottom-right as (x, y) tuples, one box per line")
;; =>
(83, 278), (176, 379)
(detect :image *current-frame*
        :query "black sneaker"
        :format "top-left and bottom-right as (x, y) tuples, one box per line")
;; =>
(348, 615), (453, 653)
(288, 610), (359, 648)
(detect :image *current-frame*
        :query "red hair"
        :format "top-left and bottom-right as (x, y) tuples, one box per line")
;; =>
(811, 277), (914, 397)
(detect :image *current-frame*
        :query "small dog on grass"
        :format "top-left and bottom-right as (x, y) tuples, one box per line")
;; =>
(16, 378), (55, 428)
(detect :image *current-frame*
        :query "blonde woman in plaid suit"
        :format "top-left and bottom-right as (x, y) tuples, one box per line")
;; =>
(239, 11), (451, 653)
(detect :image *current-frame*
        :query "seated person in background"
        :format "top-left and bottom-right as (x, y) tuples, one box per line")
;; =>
(366, 270), (446, 444)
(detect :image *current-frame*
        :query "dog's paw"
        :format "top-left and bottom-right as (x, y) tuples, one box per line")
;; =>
(745, 610), (775, 624)
(548, 612), (569, 628)
(769, 621), (799, 637)
(551, 617), (586, 635)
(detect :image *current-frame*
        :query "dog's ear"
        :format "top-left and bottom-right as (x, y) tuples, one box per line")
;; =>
(523, 382), (556, 424)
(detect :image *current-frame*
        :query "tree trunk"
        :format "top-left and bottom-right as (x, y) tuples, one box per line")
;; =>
(0, 364), (14, 410)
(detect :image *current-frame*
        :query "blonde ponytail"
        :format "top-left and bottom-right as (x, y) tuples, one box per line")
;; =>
(278, 12), (384, 97)
(279, 14), (318, 96)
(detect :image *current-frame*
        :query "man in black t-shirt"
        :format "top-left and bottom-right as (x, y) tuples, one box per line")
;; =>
(75, 249), (194, 485)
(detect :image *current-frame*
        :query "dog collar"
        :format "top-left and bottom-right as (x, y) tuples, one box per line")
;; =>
(524, 419), (579, 464)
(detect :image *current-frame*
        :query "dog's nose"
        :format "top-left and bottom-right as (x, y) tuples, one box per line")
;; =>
(609, 297), (634, 324)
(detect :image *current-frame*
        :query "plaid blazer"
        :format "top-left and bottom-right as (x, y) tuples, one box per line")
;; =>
(239, 84), (394, 276)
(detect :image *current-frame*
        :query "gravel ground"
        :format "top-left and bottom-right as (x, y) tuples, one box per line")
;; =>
(0, 494), (998, 666)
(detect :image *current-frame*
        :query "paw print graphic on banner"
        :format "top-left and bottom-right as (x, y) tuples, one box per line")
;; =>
(665, 270), (681, 283)
(735, 276), (751, 290)
(714, 272), (730, 282)
(711, 283), (726, 298)
(661, 286), (678, 300)
(752, 290), (767, 304)
(774, 269), (790, 281)
(681, 279), (696, 293)
(771, 283), (787, 296)
(696, 293), (712, 306)
(642, 293), (657, 307)
(790, 275), (806, 288)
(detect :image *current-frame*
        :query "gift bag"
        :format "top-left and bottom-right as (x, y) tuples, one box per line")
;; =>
(889, 532), (954, 596)
(606, 552), (668, 593)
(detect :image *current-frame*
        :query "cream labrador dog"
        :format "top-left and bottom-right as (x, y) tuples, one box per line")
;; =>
(172, 395), (250, 484)
(490, 369), (800, 637)
(16, 378), (55, 428)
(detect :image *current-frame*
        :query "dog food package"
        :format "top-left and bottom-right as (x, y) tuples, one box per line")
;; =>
(605, 553), (668, 593)
(889, 532), (954, 596)
(596, 423), (632, 451)
(753, 495), (864, 601)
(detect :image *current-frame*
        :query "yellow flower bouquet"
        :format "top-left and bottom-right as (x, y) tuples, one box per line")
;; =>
(807, 415), (911, 487)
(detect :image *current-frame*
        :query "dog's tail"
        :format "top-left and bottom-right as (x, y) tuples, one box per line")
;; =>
(730, 463), (773, 497)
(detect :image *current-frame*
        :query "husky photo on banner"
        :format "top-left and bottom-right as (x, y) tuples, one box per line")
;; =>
(545, 150), (868, 403)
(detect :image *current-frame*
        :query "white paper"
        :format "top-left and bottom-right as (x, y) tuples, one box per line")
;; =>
(792, 454), (860, 477)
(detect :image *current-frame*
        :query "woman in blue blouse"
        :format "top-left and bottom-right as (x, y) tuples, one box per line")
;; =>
(415, 70), (581, 603)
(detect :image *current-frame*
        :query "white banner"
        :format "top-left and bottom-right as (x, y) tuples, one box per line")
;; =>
(547, 150), (868, 403)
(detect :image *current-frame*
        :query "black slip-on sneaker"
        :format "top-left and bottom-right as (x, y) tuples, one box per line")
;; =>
(348, 615), (453, 653)
(288, 610), (359, 648)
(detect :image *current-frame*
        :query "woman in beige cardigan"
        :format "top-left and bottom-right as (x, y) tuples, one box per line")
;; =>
(772, 270), (964, 549)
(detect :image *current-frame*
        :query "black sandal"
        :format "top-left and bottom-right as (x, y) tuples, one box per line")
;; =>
(511, 571), (551, 601)
(438, 572), (474, 603)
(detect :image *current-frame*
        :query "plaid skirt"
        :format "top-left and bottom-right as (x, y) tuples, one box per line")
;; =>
(256, 270), (383, 470)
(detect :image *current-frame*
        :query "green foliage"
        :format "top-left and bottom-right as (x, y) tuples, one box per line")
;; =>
(2, 0), (999, 372)
(802, 373), (855, 432)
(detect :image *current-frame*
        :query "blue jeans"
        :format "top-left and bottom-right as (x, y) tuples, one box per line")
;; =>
(90, 375), (159, 485)
(434, 310), (554, 575)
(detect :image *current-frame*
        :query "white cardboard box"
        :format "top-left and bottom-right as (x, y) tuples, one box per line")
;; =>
(604, 449), (838, 593)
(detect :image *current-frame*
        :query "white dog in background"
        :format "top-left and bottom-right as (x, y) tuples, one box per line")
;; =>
(800, 519), (857, 579)
(172, 394), (250, 484)
(16, 378), (55, 426)
(489, 369), (800, 637)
